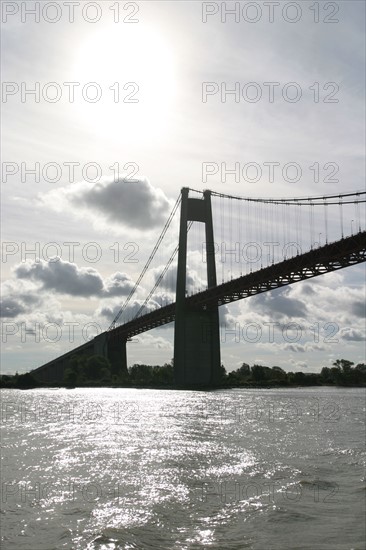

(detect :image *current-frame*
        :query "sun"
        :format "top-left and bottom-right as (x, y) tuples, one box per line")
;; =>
(73, 24), (177, 142)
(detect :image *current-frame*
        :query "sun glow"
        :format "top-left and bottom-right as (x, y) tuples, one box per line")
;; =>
(73, 25), (177, 142)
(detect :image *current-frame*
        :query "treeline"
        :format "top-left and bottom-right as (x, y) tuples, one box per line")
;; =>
(0, 355), (174, 389)
(63, 355), (176, 388)
(61, 355), (176, 388)
(0, 358), (365, 389)
(226, 359), (366, 387)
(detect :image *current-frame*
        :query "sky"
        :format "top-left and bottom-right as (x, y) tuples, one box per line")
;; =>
(1, 0), (365, 375)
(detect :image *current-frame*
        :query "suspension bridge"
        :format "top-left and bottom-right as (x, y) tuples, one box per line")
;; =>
(32, 187), (366, 387)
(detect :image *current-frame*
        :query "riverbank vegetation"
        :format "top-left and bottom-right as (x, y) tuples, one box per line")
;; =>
(1, 358), (365, 389)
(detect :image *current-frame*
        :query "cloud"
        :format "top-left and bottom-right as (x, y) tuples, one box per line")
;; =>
(351, 301), (366, 318)
(0, 279), (45, 319)
(298, 284), (316, 296)
(340, 328), (366, 342)
(238, 276), (365, 331)
(250, 288), (308, 319)
(137, 333), (173, 350)
(15, 260), (103, 297)
(151, 263), (205, 294)
(14, 259), (135, 298)
(0, 297), (26, 318)
(291, 277), (366, 325)
(290, 360), (309, 371)
(283, 343), (326, 353)
(97, 299), (158, 323)
(219, 304), (234, 326)
(256, 341), (327, 354)
(0, 280), (90, 338)
(103, 273), (136, 297)
(38, 177), (172, 231)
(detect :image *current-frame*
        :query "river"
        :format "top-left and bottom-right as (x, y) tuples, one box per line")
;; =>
(1, 387), (365, 549)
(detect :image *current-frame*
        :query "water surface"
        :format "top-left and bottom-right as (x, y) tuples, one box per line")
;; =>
(1, 387), (365, 549)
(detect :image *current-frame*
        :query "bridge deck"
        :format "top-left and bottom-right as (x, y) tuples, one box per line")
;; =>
(108, 231), (366, 341)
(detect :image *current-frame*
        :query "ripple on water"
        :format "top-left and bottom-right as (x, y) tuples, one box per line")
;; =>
(1, 387), (365, 550)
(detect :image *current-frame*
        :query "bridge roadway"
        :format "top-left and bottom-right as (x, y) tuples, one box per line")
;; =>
(108, 231), (366, 342)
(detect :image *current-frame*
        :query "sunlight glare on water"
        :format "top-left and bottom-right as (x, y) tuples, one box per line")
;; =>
(0, 387), (365, 549)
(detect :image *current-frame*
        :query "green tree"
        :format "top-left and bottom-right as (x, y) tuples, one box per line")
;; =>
(333, 359), (354, 373)
(129, 363), (153, 384)
(251, 365), (266, 381)
(329, 366), (342, 384)
(353, 363), (366, 384)
(293, 371), (306, 385)
(239, 363), (250, 376)
(16, 373), (39, 389)
(219, 363), (227, 382)
(271, 366), (286, 380)
(83, 355), (111, 381)
(64, 368), (78, 386)
(151, 363), (173, 385)
(320, 366), (332, 383)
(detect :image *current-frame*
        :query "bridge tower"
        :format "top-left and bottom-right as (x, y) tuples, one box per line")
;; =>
(174, 188), (221, 387)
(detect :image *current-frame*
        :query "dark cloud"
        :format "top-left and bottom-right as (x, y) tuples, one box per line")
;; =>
(15, 260), (104, 297)
(20, 294), (43, 306)
(98, 300), (157, 323)
(351, 301), (365, 318)
(340, 328), (366, 342)
(299, 284), (316, 296)
(74, 178), (170, 229)
(14, 260), (134, 298)
(284, 343), (326, 353)
(0, 298), (26, 318)
(285, 344), (305, 353)
(151, 291), (174, 305)
(250, 288), (307, 319)
(152, 265), (177, 293)
(153, 264), (204, 294)
(0, 288), (45, 319)
(41, 178), (171, 231)
(104, 273), (135, 297)
(219, 305), (235, 326)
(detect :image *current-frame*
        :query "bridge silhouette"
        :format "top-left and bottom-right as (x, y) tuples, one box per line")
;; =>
(32, 188), (366, 387)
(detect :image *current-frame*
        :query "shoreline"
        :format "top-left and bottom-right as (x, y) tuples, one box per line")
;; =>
(1, 382), (365, 390)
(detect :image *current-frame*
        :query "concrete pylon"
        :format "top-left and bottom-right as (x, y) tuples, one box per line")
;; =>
(174, 188), (221, 387)
(94, 332), (128, 376)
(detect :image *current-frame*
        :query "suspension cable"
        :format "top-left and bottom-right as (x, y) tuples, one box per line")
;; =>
(110, 187), (365, 329)
(207, 189), (365, 204)
(108, 194), (182, 330)
(134, 221), (194, 319)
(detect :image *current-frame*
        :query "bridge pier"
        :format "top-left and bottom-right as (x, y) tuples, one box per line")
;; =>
(94, 332), (128, 376)
(107, 336), (128, 375)
(174, 188), (221, 388)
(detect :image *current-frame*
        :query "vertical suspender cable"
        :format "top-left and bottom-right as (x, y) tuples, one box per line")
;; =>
(339, 197), (344, 238)
(324, 201), (328, 244)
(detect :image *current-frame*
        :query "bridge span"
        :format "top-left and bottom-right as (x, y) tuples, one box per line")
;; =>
(32, 228), (366, 386)
(29, 188), (366, 386)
